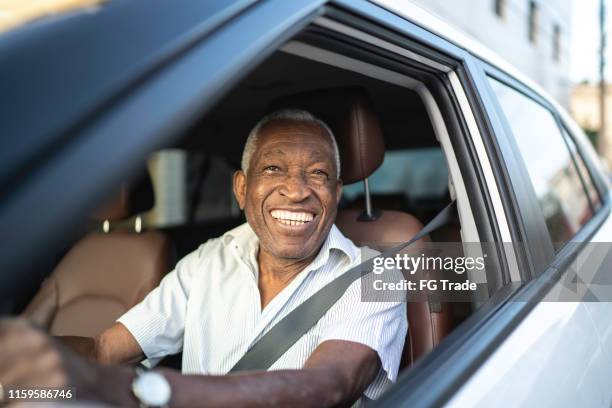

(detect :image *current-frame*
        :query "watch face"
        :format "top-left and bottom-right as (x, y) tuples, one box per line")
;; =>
(133, 371), (171, 406)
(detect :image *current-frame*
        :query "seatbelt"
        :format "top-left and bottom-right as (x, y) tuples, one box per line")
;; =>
(229, 201), (457, 373)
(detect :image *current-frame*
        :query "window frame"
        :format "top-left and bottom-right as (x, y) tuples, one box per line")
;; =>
(374, 29), (609, 406)
(559, 126), (601, 214)
(478, 62), (609, 263)
(323, 1), (564, 406)
(306, 7), (510, 254)
(485, 72), (599, 250)
(466, 60), (555, 275)
(319, 1), (523, 286)
(558, 119), (609, 203)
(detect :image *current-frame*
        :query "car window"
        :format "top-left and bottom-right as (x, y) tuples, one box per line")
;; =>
(142, 150), (240, 228)
(561, 127), (602, 211)
(342, 148), (449, 201)
(488, 77), (593, 245)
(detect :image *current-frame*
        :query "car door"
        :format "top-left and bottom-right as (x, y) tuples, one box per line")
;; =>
(442, 55), (612, 407)
(359, 1), (612, 407)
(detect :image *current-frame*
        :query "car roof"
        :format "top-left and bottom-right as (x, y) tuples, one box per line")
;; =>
(0, 0), (255, 193)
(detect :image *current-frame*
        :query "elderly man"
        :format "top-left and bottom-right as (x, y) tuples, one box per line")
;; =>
(0, 109), (407, 407)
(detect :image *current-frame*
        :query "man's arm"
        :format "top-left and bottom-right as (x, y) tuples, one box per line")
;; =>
(58, 323), (144, 365)
(159, 340), (380, 408)
(0, 319), (380, 408)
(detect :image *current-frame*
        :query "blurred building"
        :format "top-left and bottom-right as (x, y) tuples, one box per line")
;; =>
(410, 0), (572, 107)
(570, 83), (612, 163)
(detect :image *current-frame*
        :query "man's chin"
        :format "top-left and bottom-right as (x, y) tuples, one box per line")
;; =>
(256, 220), (329, 261)
(267, 243), (318, 262)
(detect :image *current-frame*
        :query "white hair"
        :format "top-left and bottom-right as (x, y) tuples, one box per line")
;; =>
(241, 108), (341, 178)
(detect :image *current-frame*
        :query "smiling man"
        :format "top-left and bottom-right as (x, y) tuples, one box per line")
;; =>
(0, 109), (407, 407)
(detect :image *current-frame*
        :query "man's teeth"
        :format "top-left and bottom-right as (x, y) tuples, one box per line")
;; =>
(270, 210), (314, 226)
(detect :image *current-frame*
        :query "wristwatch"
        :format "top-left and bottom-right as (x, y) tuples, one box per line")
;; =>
(131, 367), (172, 408)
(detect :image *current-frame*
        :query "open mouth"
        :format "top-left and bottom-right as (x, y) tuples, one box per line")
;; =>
(270, 210), (315, 227)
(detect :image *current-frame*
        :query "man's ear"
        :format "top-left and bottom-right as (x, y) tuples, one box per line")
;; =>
(233, 170), (247, 210)
(335, 178), (343, 205)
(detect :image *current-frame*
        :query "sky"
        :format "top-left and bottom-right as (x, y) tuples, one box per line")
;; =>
(570, 0), (608, 83)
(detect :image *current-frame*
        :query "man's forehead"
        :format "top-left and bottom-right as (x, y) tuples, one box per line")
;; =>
(259, 144), (330, 161)
(255, 120), (334, 153)
(259, 119), (329, 138)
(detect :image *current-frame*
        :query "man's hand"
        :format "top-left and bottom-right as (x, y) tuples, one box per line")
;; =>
(0, 318), (137, 405)
(0, 318), (72, 389)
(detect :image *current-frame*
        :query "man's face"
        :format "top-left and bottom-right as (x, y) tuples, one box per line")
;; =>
(233, 119), (342, 261)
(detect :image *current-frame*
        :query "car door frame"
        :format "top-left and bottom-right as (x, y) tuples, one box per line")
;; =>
(472, 56), (612, 297)
(439, 53), (612, 406)
(311, 1), (563, 407)
(470, 58), (611, 267)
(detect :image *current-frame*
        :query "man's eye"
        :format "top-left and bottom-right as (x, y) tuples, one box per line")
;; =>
(263, 165), (281, 174)
(311, 169), (329, 179)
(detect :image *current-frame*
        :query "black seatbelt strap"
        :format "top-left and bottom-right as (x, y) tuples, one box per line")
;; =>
(229, 200), (457, 373)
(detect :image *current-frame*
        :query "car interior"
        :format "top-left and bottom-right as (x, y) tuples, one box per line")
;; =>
(18, 34), (487, 376)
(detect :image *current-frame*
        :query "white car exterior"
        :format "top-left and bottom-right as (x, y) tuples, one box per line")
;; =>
(373, 1), (612, 406)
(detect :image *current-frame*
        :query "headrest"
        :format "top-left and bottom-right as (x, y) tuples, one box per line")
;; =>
(270, 87), (385, 184)
(92, 170), (155, 222)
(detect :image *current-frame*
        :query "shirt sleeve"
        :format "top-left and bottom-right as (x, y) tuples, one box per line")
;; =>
(318, 273), (408, 400)
(117, 246), (202, 365)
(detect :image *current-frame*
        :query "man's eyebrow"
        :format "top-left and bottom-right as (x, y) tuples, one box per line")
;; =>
(259, 147), (334, 165)
(261, 149), (287, 158)
(308, 151), (329, 160)
(307, 151), (334, 166)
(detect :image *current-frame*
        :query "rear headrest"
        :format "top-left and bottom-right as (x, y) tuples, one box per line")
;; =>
(92, 170), (155, 222)
(270, 87), (385, 184)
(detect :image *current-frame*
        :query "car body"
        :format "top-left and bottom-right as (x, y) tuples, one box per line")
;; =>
(1, 1), (610, 407)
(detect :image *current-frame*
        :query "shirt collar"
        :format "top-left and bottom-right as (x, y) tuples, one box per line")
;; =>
(223, 222), (360, 270)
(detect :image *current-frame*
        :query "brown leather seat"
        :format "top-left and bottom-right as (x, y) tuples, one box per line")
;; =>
(23, 172), (170, 337)
(273, 87), (454, 368)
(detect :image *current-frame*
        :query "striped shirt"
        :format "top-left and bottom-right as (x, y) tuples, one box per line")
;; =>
(118, 222), (407, 401)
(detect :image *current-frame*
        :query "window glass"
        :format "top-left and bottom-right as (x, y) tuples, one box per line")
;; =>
(342, 148), (449, 201)
(488, 77), (593, 245)
(561, 128), (601, 210)
(142, 150), (240, 228)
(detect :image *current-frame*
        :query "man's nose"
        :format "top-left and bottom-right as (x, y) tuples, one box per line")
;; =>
(278, 173), (311, 202)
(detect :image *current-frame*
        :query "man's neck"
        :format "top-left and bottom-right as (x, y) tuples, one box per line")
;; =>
(256, 249), (318, 309)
